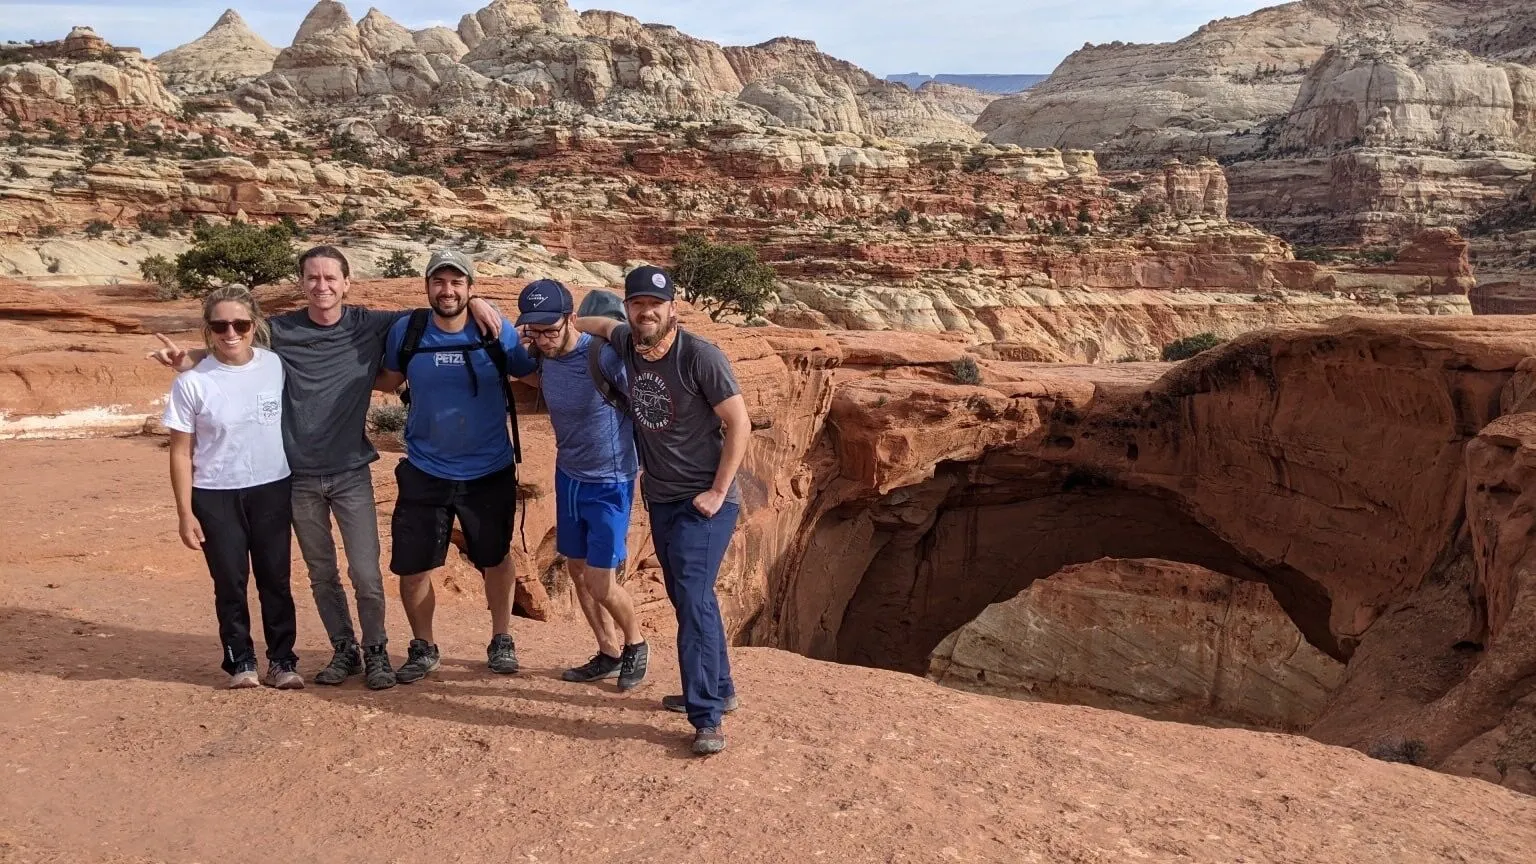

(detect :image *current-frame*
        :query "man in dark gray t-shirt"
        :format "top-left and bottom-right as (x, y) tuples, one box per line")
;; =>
(575, 265), (752, 757)
(151, 244), (501, 691)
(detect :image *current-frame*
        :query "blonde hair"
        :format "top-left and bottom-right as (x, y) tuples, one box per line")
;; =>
(201, 285), (271, 350)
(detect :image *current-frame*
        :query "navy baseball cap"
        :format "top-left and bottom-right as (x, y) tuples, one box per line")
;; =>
(516, 278), (573, 326)
(624, 265), (675, 301)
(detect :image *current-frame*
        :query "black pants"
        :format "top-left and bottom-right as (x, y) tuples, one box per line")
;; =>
(192, 477), (297, 674)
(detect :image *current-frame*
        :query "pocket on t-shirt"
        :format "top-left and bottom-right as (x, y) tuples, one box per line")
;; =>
(257, 390), (282, 426)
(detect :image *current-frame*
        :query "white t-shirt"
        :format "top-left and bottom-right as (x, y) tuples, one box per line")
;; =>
(162, 347), (290, 490)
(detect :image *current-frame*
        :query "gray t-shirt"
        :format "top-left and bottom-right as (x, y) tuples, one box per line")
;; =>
(612, 325), (741, 504)
(270, 306), (403, 477)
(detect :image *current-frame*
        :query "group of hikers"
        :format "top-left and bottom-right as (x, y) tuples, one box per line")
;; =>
(151, 245), (748, 755)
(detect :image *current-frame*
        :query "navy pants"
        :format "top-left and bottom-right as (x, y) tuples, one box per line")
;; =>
(649, 498), (740, 729)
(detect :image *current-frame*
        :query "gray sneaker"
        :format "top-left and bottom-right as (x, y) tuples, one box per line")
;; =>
(227, 664), (259, 690)
(562, 652), (621, 682)
(662, 693), (739, 713)
(262, 662), (304, 690)
(617, 642), (648, 691)
(364, 645), (397, 690)
(487, 633), (519, 675)
(396, 639), (440, 684)
(692, 727), (726, 756)
(314, 639), (362, 686)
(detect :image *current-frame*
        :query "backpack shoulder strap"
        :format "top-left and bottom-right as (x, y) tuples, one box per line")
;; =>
(476, 323), (521, 465)
(586, 335), (629, 416)
(396, 308), (431, 376)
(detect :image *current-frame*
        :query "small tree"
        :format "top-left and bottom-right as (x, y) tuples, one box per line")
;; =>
(1161, 332), (1225, 362)
(669, 234), (776, 322)
(84, 219), (112, 238)
(172, 222), (295, 296)
(381, 249), (416, 278)
(893, 207), (912, 228)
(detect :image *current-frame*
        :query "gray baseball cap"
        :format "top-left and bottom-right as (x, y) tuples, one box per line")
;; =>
(424, 248), (475, 282)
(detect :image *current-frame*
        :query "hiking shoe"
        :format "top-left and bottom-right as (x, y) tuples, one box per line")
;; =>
(313, 639), (363, 686)
(227, 663), (259, 690)
(692, 727), (726, 756)
(262, 662), (304, 690)
(662, 693), (740, 714)
(487, 633), (519, 675)
(396, 639), (440, 684)
(562, 652), (621, 682)
(617, 642), (649, 691)
(364, 645), (397, 690)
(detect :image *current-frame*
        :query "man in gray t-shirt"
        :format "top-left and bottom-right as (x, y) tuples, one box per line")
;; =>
(150, 245), (501, 691)
(575, 265), (751, 757)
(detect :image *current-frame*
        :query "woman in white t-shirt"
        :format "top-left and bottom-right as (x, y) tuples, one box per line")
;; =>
(163, 285), (301, 690)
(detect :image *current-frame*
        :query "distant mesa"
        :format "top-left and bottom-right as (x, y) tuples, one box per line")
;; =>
(885, 73), (1048, 94)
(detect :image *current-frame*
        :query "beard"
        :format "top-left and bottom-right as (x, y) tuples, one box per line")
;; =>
(634, 313), (676, 348)
(430, 295), (466, 318)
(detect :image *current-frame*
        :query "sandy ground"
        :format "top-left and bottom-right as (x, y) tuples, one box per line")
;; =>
(2, 437), (1534, 864)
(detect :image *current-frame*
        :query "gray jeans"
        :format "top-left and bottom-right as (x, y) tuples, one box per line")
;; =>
(290, 466), (388, 649)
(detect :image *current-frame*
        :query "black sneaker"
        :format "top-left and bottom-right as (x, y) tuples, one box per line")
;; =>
(617, 642), (649, 691)
(313, 638), (362, 686)
(562, 652), (621, 682)
(692, 727), (726, 756)
(662, 693), (740, 713)
(487, 633), (519, 675)
(396, 639), (440, 684)
(364, 645), (397, 690)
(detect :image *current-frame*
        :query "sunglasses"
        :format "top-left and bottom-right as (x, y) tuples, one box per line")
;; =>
(208, 319), (254, 335)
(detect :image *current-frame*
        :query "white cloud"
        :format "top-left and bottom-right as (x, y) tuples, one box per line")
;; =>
(0, 0), (1277, 74)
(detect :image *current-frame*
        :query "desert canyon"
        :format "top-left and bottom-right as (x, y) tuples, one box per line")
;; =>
(2, 1), (1536, 861)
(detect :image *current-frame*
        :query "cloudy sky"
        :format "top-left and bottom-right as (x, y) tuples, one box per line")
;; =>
(0, 0), (1274, 75)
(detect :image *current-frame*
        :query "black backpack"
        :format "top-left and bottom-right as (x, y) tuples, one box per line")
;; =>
(394, 308), (522, 465)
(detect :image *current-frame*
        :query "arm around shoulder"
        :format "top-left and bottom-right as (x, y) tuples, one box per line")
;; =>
(573, 316), (621, 341)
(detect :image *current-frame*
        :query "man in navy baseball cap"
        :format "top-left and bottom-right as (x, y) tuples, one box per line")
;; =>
(623, 265), (675, 302)
(516, 278), (573, 327)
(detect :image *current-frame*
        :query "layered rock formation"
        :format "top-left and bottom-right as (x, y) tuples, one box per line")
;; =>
(0, 28), (180, 122)
(213, 0), (977, 140)
(152, 9), (278, 95)
(929, 558), (1346, 729)
(978, 1), (1536, 245)
(745, 315), (1536, 791)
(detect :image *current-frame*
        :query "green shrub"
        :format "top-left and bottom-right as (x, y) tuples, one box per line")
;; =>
(1161, 332), (1225, 362)
(139, 254), (180, 299)
(84, 219), (112, 238)
(368, 404), (408, 434)
(381, 249), (416, 278)
(951, 356), (981, 385)
(670, 234), (776, 322)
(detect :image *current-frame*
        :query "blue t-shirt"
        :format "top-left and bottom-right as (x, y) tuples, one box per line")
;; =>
(384, 314), (536, 481)
(540, 333), (637, 484)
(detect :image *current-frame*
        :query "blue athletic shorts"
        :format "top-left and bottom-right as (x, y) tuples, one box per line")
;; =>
(554, 467), (635, 570)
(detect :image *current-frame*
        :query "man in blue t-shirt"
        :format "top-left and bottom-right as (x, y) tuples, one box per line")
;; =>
(375, 249), (537, 684)
(516, 279), (648, 691)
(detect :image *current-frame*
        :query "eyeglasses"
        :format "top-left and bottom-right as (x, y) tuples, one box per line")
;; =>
(527, 322), (566, 341)
(208, 319), (254, 335)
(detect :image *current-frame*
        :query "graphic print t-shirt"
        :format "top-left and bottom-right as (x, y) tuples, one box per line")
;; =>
(611, 325), (741, 504)
(162, 347), (291, 490)
(384, 314), (536, 481)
